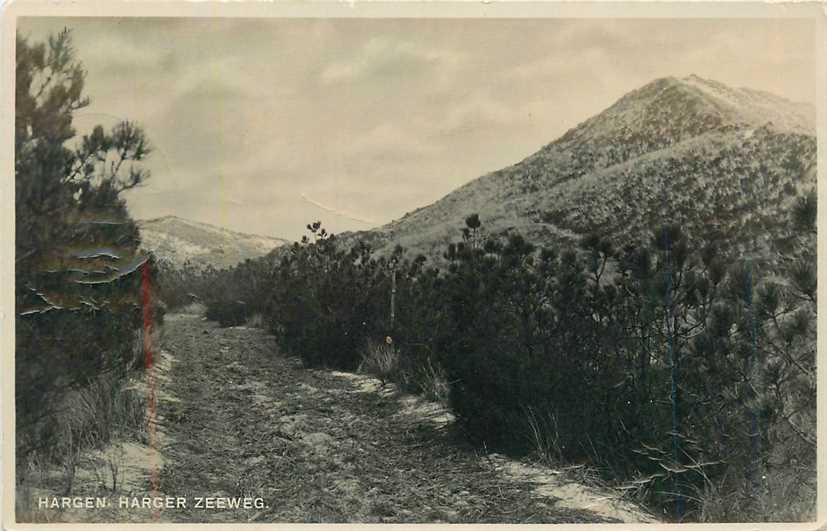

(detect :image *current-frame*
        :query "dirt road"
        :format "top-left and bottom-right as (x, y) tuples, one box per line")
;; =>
(38, 312), (653, 523)
(150, 313), (626, 523)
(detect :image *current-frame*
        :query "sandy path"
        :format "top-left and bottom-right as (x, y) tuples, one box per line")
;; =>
(20, 312), (655, 524)
(147, 314), (630, 523)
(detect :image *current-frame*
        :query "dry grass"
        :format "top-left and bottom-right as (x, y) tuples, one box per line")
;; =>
(413, 356), (450, 405)
(690, 465), (816, 522)
(524, 407), (564, 464)
(16, 377), (146, 521)
(16, 330), (150, 522)
(69, 374), (146, 448)
(358, 340), (450, 406)
(522, 406), (663, 521)
(358, 340), (400, 386)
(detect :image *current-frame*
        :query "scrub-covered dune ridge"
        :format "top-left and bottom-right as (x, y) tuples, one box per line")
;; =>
(14, 22), (815, 526)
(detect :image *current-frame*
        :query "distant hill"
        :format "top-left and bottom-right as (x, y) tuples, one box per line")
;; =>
(332, 75), (816, 269)
(138, 216), (289, 270)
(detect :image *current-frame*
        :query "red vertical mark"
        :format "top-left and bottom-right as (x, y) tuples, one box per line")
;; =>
(141, 260), (160, 520)
(141, 261), (154, 369)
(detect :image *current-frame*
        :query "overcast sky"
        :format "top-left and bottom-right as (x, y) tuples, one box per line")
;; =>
(19, 17), (815, 240)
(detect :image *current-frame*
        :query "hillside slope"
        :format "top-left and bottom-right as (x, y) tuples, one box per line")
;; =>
(335, 75), (816, 267)
(138, 216), (288, 270)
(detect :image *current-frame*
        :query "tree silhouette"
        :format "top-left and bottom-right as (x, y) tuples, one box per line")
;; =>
(15, 29), (154, 460)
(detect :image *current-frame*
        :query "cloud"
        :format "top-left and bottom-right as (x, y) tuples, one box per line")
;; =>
(319, 36), (463, 84)
(342, 123), (439, 159)
(428, 92), (523, 138)
(92, 38), (168, 75)
(17, 17), (813, 241)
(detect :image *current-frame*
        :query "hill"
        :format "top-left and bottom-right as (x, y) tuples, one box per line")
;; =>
(333, 75), (816, 268)
(138, 215), (289, 269)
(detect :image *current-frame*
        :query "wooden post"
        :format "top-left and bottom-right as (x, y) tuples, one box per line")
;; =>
(390, 268), (397, 332)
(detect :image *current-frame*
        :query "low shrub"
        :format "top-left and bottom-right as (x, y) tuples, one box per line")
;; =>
(205, 299), (249, 327)
(16, 365), (147, 505)
(358, 338), (400, 385)
(409, 355), (450, 404)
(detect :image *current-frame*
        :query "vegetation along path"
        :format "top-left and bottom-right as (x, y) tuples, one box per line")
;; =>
(140, 311), (653, 523)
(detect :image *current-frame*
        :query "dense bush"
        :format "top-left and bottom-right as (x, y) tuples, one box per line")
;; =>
(196, 201), (814, 521)
(267, 224), (395, 368)
(155, 259), (205, 310)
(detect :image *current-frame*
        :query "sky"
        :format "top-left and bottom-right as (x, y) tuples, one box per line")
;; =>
(18, 17), (815, 241)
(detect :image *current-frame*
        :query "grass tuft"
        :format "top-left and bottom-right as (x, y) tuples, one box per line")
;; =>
(358, 339), (400, 386)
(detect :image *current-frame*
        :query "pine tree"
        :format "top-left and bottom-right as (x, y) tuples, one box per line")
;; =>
(16, 29), (153, 458)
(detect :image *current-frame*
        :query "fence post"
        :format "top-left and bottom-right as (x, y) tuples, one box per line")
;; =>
(390, 267), (397, 332)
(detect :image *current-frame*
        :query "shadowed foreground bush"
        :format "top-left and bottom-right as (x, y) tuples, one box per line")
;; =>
(15, 29), (159, 501)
